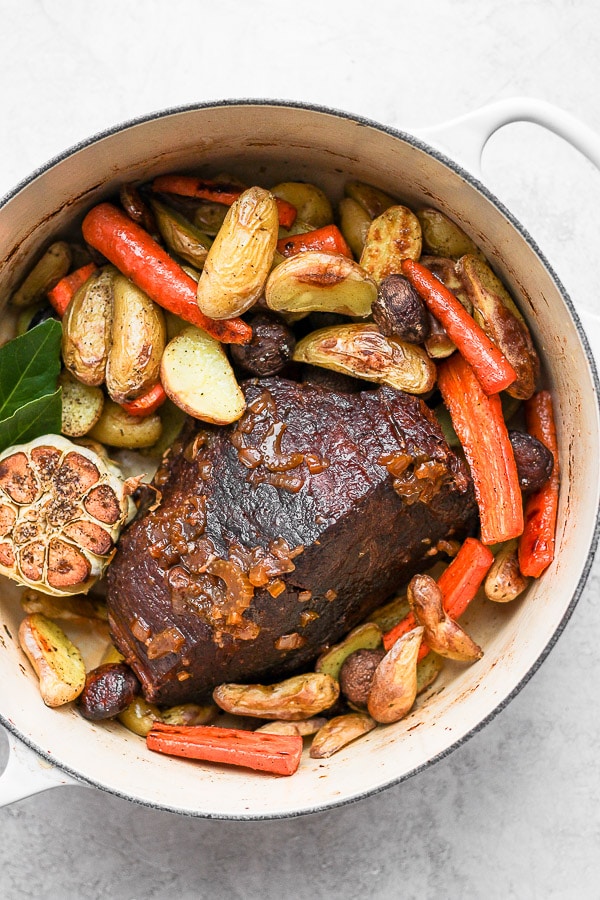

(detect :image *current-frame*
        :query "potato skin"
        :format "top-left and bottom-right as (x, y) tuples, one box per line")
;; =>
(359, 205), (422, 283)
(106, 274), (166, 403)
(62, 267), (114, 386)
(88, 399), (162, 448)
(160, 326), (245, 425)
(196, 186), (278, 319)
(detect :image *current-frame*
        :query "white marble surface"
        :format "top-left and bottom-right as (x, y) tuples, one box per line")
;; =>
(1, 1), (599, 897)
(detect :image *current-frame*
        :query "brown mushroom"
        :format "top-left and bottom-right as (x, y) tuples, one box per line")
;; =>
(339, 647), (386, 708)
(78, 662), (140, 721)
(371, 274), (429, 343)
(230, 312), (296, 376)
(509, 430), (554, 493)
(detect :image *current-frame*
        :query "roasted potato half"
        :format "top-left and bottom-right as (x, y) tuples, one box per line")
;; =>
(360, 205), (422, 283)
(309, 712), (376, 758)
(88, 399), (163, 449)
(11, 241), (72, 308)
(293, 324), (437, 394)
(367, 626), (424, 724)
(417, 208), (486, 261)
(18, 613), (86, 707)
(59, 369), (104, 438)
(338, 196), (372, 258)
(457, 255), (540, 400)
(213, 672), (340, 721)
(271, 181), (333, 229)
(62, 266), (114, 386)
(160, 325), (245, 425)
(150, 198), (212, 269)
(196, 186), (278, 319)
(106, 274), (166, 404)
(265, 250), (377, 318)
(485, 539), (529, 603)
(408, 574), (483, 662)
(344, 181), (396, 219)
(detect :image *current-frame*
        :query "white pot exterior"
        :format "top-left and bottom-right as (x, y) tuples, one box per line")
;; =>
(0, 102), (598, 818)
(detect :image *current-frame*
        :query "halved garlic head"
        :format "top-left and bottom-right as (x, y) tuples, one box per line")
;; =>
(0, 434), (134, 596)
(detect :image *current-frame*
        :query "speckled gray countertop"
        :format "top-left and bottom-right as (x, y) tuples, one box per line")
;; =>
(1, 1), (599, 897)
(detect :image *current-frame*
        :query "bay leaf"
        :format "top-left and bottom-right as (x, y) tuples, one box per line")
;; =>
(0, 318), (62, 420)
(0, 389), (62, 454)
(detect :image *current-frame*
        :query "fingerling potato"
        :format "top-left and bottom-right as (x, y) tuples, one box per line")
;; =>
(196, 186), (278, 319)
(88, 398), (162, 448)
(11, 241), (72, 308)
(106, 274), (166, 404)
(62, 267), (114, 386)
(265, 250), (376, 318)
(18, 613), (86, 707)
(59, 369), (104, 438)
(360, 205), (422, 283)
(160, 326), (245, 424)
(271, 181), (333, 229)
(293, 324), (436, 394)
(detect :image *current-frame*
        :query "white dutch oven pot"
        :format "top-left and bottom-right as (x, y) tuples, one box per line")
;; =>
(0, 99), (598, 818)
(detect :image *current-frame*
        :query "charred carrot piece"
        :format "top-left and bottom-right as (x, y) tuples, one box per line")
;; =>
(276, 224), (353, 259)
(437, 537), (494, 619)
(382, 537), (494, 653)
(438, 352), (524, 545)
(47, 262), (97, 316)
(401, 258), (517, 394)
(382, 611), (417, 654)
(147, 723), (303, 776)
(121, 383), (167, 417)
(518, 391), (559, 577)
(81, 203), (251, 345)
(152, 174), (297, 229)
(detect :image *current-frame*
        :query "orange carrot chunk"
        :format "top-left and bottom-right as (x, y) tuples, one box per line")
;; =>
(437, 537), (494, 619)
(121, 383), (167, 417)
(401, 258), (517, 394)
(437, 352), (524, 545)
(47, 263), (97, 317)
(518, 391), (559, 577)
(151, 174), (297, 229)
(276, 224), (353, 259)
(147, 723), (303, 776)
(81, 203), (251, 345)
(383, 537), (494, 653)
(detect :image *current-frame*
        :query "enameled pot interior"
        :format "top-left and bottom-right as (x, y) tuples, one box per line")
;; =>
(0, 103), (598, 818)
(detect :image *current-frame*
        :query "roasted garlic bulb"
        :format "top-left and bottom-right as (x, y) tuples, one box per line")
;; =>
(0, 434), (134, 595)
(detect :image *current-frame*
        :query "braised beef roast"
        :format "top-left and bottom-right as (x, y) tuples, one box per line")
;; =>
(107, 378), (476, 705)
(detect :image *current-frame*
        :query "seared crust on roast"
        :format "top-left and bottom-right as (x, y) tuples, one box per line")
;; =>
(107, 378), (476, 704)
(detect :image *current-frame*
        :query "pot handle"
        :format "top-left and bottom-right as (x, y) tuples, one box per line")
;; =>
(416, 97), (600, 355)
(0, 724), (81, 806)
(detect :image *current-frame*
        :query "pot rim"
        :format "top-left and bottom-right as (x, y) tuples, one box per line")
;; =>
(0, 97), (599, 820)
